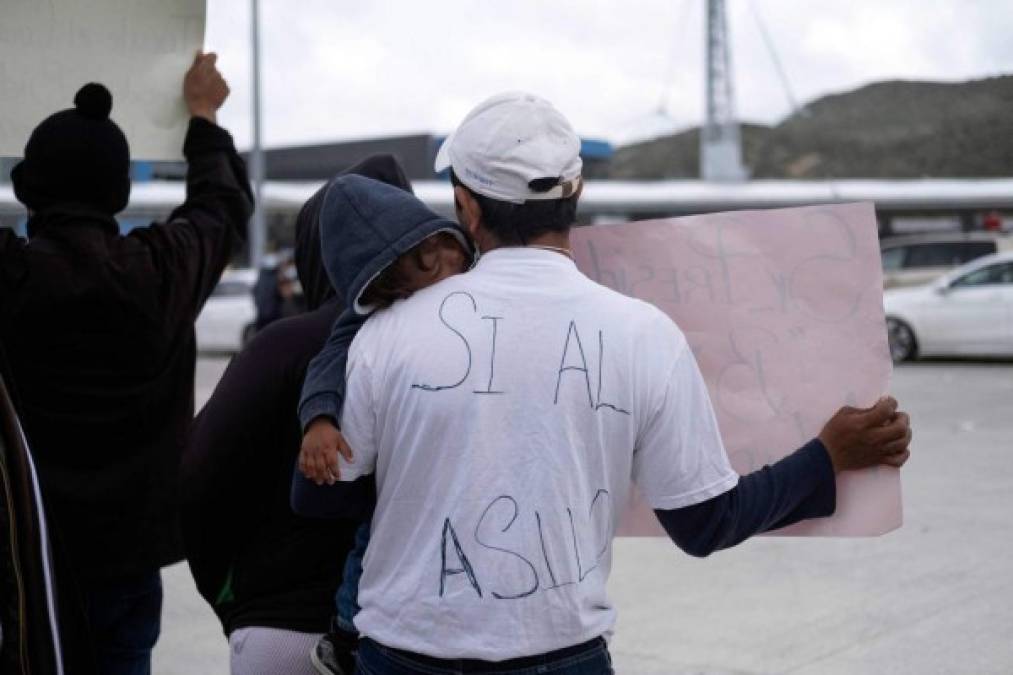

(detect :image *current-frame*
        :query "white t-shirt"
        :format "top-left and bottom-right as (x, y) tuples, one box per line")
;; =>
(338, 247), (737, 660)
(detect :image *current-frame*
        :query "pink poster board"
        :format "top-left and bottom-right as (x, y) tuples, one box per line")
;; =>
(571, 202), (902, 537)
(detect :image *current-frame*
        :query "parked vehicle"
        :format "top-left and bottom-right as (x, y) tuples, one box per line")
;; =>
(195, 268), (257, 353)
(880, 233), (1013, 289)
(884, 251), (1013, 361)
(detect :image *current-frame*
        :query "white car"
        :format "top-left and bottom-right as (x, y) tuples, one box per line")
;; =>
(884, 251), (1013, 361)
(196, 268), (257, 353)
(880, 233), (1013, 289)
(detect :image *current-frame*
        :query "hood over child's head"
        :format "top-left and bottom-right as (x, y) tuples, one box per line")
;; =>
(318, 174), (474, 315)
(294, 154), (414, 310)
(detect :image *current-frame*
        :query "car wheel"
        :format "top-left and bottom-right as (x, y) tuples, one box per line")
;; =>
(886, 317), (917, 363)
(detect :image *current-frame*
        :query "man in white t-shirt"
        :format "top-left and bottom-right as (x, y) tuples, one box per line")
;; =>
(316, 93), (911, 674)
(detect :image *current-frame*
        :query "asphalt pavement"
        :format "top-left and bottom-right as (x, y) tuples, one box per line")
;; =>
(154, 357), (1013, 674)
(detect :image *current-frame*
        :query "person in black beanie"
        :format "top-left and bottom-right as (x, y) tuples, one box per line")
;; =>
(11, 82), (131, 215)
(0, 52), (253, 674)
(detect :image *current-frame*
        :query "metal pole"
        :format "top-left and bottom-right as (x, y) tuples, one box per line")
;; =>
(701, 0), (748, 182)
(249, 0), (266, 269)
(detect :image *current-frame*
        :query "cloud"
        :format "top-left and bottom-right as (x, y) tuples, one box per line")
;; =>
(205, 0), (1013, 149)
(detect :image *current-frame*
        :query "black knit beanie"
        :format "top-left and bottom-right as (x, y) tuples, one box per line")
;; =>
(10, 83), (131, 215)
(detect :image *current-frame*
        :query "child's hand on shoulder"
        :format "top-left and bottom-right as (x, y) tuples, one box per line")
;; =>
(298, 417), (353, 485)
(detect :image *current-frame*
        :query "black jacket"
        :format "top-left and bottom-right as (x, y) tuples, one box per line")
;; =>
(181, 155), (410, 635)
(0, 118), (253, 582)
(182, 299), (354, 635)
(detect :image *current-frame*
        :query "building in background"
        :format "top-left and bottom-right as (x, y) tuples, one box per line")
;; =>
(4, 132), (1011, 264)
(144, 134), (614, 183)
(116, 134), (613, 255)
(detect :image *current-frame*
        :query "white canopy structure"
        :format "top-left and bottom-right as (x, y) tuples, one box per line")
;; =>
(4, 178), (1011, 219)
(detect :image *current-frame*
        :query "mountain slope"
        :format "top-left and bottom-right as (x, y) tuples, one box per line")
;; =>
(611, 76), (1013, 179)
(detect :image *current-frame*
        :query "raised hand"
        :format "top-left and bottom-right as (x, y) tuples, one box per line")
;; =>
(183, 51), (230, 123)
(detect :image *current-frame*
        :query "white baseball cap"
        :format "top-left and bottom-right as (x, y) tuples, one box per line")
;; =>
(434, 92), (583, 204)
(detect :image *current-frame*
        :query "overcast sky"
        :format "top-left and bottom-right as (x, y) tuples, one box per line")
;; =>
(204, 0), (1013, 150)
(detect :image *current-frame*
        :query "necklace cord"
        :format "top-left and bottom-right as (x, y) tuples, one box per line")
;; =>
(527, 244), (574, 259)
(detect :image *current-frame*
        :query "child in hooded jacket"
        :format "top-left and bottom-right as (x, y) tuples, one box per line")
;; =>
(291, 174), (473, 674)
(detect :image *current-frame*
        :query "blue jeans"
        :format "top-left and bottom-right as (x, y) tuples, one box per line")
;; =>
(335, 521), (370, 633)
(84, 570), (162, 675)
(354, 637), (613, 675)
